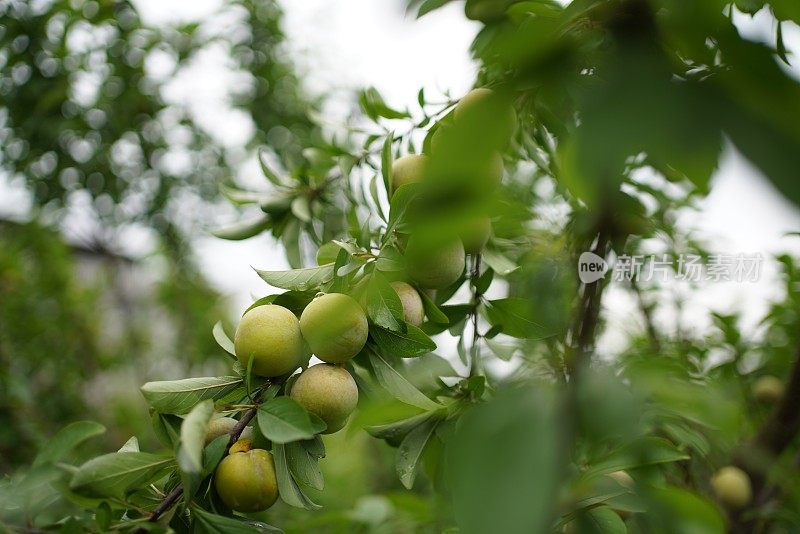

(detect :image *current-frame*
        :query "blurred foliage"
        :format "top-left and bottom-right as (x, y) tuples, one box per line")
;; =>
(0, 220), (232, 471)
(0, 220), (102, 471)
(3, 0), (800, 533)
(0, 0), (315, 472)
(0, 0), (316, 244)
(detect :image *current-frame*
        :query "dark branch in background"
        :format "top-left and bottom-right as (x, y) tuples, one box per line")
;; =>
(631, 278), (661, 352)
(731, 344), (800, 532)
(566, 229), (611, 378)
(469, 254), (482, 378)
(146, 406), (258, 524)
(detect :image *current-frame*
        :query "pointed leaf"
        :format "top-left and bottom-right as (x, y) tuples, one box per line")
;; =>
(254, 264), (335, 291)
(71, 452), (174, 498)
(34, 421), (106, 467)
(141, 376), (243, 414)
(257, 397), (326, 444)
(368, 350), (441, 410)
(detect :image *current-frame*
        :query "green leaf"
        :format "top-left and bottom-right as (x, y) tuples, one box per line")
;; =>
(117, 437), (139, 453)
(370, 324), (437, 358)
(290, 196), (312, 223)
(381, 132), (394, 197)
(33, 421), (106, 468)
(484, 337), (518, 361)
(257, 148), (291, 188)
(481, 249), (518, 275)
(141, 376), (243, 415)
(193, 506), (283, 533)
(368, 173), (387, 222)
(219, 184), (274, 205)
(366, 273), (406, 333)
(396, 417), (439, 489)
(257, 397), (326, 444)
(366, 411), (439, 446)
(273, 443), (321, 510)
(212, 215), (272, 240)
(212, 321), (236, 357)
(485, 298), (551, 339)
(585, 437), (690, 480)
(643, 487), (725, 533)
(376, 246), (405, 272)
(254, 264), (335, 291)
(177, 400), (214, 498)
(34, 421), (106, 467)
(418, 289), (448, 324)
(201, 436), (229, 478)
(448, 387), (561, 534)
(70, 452), (174, 498)
(368, 350), (442, 410)
(568, 506), (627, 534)
(285, 440), (324, 491)
(417, 0), (453, 18)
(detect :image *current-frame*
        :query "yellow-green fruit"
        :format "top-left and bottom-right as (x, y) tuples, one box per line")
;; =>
(204, 417), (243, 444)
(392, 154), (428, 191)
(406, 235), (465, 289)
(299, 293), (368, 363)
(454, 88), (516, 145)
(752, 375), (784, 403)
(316, 241), (340, 265)
(711, 466), (752, 508)
(234, 305), (304, 377)
(390, 281), (425, 326)
(214, 449), (278, 512)
(461, 217), (491, 254)
(290, 364), (358, 434)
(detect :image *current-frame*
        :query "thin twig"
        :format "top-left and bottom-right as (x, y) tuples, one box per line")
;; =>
(146, 406), (259, 524)
(469, 254), (482, 377)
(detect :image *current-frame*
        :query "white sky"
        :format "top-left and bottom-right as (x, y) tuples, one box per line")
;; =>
(3, 1), (800, 360)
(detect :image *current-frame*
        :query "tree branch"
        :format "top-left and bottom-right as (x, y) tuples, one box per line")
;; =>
(730, 343), (800, 532)
(146, 406), (258, 524)
(469, 253), (482, 378)
(566, 230), (611, 377)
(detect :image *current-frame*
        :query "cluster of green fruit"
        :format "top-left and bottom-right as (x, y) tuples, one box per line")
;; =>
(392, 88), (516, 288)
(208, 294), (364, 512)
(204, 88), (515, 515)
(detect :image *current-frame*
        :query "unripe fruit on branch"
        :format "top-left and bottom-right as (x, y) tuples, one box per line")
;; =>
(392, 154), (428, 191)
(752, 375), (784, 403)
(711, 466), (751, 508)
(460, 217), (492, 254)
(290, 363), (358, 434)
(234, 305), (305, 377)
(214, 448), (278, 512)
(300, 293), (368, 363)
(204, 417), (253, 445)
(405, 235), (465, 289)
(390, 281), (425, 326)
(454, 88), (516, 147)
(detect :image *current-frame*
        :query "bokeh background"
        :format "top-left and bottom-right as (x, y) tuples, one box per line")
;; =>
(1, 0), (799, 528)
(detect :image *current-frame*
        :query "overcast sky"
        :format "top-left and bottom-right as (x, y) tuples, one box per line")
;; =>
(5, 0), (800, 358)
